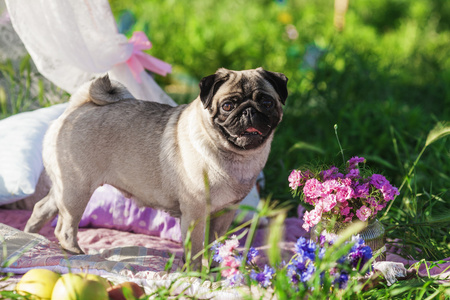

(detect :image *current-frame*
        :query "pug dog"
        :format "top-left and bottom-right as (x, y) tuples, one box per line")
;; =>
(24, 67), (288, 266)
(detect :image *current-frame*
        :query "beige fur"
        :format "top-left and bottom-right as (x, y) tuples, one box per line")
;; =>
(24, 68), (287, 267)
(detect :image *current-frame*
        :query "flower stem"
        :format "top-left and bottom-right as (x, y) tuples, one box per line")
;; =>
(334, 124), (345, 165)
(381, 145), (427, 219)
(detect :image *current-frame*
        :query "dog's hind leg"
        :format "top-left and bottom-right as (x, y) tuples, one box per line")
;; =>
(53, 185), (92, 255)
(24, 189), (59, 233)
(54, 212), (84, 254)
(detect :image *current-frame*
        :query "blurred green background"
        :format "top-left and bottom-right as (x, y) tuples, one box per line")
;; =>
(1, 0), (450, 260)
(109, 0), (450, 260)
(109, 0), (450, 198)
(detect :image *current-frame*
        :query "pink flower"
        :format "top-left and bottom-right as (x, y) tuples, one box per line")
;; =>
(221, 256), (241, 278)
(322, 194), (337, 212)
(218, 235), (239, 259)
(293, 159), (398, 225)
(303, 196), (315, 206)
(342, 177), (352, 186)
(322, 179), (341, 194)
(376, 202), (387, 211)
(302, 208), (322, 232)
(288, 170), (302, 190)
(336, 186), (354, 202)
(343, 213), (354, 223)
(341, 206), (352, 216)
(356, 205), (372, 222)
(302, 222), (310, 232)
(303, 178), (324, 200)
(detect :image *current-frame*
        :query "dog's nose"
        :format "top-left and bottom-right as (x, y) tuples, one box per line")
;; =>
(242, 107), (256, 117)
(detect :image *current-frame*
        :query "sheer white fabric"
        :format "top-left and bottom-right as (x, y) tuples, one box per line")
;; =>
(5, 0), (176, 106)
(4, 0), (263, 219)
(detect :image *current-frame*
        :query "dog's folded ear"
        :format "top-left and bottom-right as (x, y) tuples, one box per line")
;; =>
(257, 68), (288, 105)
(199, 70), (229, 109)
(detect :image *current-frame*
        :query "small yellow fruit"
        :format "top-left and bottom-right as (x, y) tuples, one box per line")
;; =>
(16, 269), (61, 300)
(84, 274), (111, 289)
(51, 273), (108, 300)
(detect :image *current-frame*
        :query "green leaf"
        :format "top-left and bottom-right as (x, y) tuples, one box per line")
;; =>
(288, 141), (325, 154)
(267, 212), (285, 266)
(19, 55), (31, 75)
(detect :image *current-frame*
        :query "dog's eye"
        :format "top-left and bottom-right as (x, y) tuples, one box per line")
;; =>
(261, 99), (274, 109)
(222, 102), (235, 112)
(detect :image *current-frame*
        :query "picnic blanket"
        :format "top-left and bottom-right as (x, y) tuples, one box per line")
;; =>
(1, 208), (449, 298)
(0, 209), (299, 298)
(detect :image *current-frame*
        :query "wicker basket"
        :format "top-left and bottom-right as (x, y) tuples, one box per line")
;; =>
(311, 218), (386, 261)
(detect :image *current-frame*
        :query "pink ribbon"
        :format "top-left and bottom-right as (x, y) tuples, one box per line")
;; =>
(126, 31), (172, 83)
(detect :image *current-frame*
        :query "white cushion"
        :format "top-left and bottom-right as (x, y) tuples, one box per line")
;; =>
(0, 103), (68, 204)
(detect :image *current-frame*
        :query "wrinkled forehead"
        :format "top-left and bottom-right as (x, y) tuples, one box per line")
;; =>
(215, 70), (276, 98)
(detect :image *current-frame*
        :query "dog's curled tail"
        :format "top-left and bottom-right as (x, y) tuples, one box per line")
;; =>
(70, 74), (134, 107)
(88, 75), (134, 106)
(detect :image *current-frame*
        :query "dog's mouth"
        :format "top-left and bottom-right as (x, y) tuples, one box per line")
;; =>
(240, 127), (263, 137)
(220, 126), (269, 150)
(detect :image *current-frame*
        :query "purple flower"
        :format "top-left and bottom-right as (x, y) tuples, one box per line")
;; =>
(381, 183), (400, 201)
(349, 245), (373, 271)
(290, 256), (307, 273)
(370, 174), (388, 189)
(334, 271), (349, 289)
(212, 241), (224, 263)
(289, 270), (300, 285)
(348, 237), (373, 271)
(250, 265), (275, 288)
(345, 168), (360, 180)
(318, 247), (326, 260)
(354, 183), (370, 198)
(287, 256), (316, 284)
(348, 156), (365, 169)
(295, 237), (317, 261)
(225, 273), (244, 287)
(247, 247), (259, 263)
(295, 237), (308, 252)
(321, 167), (343, 180)
(350, 236), (365, 250)
(319, 232), (337, 247)
(301, 263), (315, 282)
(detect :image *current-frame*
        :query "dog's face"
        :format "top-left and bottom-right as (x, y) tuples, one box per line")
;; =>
(199, 68), (288, 150)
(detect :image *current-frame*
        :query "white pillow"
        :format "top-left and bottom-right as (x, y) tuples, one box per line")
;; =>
(0, 103), (68, 204)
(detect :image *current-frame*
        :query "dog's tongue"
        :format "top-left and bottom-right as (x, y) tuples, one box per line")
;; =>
(246, 127), (262, 135)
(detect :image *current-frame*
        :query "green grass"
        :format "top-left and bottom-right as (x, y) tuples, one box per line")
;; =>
(1, 0), (450, 298)
(0, 55), (68, 118)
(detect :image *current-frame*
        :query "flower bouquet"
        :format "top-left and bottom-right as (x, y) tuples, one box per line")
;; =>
(289, 156), (399, 257)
